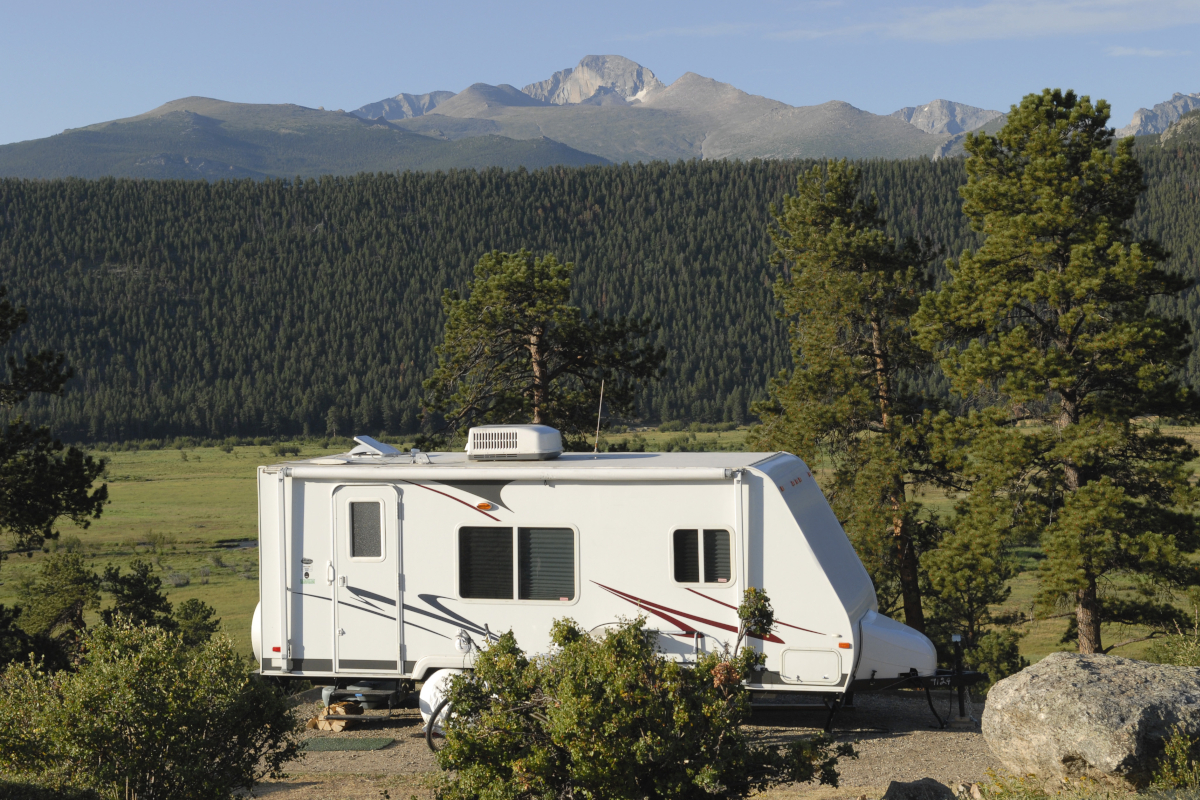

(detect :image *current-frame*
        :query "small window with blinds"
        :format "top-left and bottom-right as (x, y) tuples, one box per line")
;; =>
(673, 528), (731, 584)
(459, 527), (514, 599)
(519, 528), (575, 601)
(350, 501), (383, 559)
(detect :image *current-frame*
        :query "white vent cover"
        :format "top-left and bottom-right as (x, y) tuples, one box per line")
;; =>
(465, 425), (562, 461)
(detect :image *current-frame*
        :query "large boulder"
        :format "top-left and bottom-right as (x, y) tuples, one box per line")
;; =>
(983, 651), (1200, 786)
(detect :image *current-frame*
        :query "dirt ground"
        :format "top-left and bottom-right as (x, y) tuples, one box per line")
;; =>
(254, 689), (999, 800)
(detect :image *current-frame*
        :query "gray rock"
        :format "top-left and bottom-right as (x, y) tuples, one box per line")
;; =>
(982, 651), (1200, 787)
(1116, 92), (1200, 137)
(880, 777), (956, 799)
(521, 55), (664, 106)
(891, 100), (1002, 135)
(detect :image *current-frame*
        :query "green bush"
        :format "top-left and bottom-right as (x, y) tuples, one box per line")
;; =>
(0, 621), (302, 799)
(0, 781), (101, 800)
(1151, 724), (1200, 793)
(435, 603), (853, 799)
(1146, 632), (1200, 667)
(272, 443), (301, 457)
(963, 630), (1029, 693)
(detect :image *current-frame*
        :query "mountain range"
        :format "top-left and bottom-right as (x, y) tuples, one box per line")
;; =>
(1117, 93), (1200, 137)
(0, 55), (1187, 179)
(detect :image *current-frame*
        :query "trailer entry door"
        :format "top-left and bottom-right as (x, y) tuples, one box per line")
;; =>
(333, 485), (401, 673)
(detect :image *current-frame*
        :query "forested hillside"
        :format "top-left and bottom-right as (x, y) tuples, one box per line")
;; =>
(0, 147), (1196, 442)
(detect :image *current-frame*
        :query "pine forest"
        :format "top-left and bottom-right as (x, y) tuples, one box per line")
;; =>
(0, 143), (1197, 442)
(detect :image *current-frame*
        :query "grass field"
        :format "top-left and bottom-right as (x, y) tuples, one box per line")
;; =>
(2, 425), (1195, 663)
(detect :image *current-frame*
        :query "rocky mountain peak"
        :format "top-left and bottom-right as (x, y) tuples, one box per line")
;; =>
(891, 99), (1003, 135)
(521, 55), (664, 106)
(1117, 92), (1200, 137)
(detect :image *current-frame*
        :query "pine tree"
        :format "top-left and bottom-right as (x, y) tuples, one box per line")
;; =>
(100, 560), (174, 630)
(750, 160), (939, 631)
(423, 250), (664, 442)
(0, 285), (107, 559)
(914, 89), (1200, 654)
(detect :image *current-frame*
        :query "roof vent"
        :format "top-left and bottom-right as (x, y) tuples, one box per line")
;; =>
(465, 425), (562, 461)
(349, 435), (402, 457)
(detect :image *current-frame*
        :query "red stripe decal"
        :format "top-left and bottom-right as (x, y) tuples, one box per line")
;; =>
(593, 583), (697, 635)
(400, 480), (500, 521)
(685, 588), (824, 636)
(592, 582), (785, 644)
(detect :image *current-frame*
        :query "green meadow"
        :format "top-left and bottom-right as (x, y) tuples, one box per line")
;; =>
(3, 425), (1196, 663)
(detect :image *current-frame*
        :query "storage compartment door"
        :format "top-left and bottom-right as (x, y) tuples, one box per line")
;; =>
(333, 485), (402, 673)
(780, 649), (842, 685)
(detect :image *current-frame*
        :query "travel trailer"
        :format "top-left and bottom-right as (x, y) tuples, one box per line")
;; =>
(253, 424), (966, 722)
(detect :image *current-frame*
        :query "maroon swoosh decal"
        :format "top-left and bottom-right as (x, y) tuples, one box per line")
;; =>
(400, 480), (500, 521)
(593, 583), (696, 635)
(686, 588), (824, 636)
(593, 582), (785, 644)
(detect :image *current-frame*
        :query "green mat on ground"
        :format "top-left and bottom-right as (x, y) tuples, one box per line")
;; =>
(304, 737), (393, 751)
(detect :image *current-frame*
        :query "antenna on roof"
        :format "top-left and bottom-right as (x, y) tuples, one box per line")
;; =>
(593, 379), (605, 455)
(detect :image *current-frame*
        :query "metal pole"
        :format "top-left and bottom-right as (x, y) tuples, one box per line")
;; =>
(593, 380), (604, 454)
(953, 634), (966, 720)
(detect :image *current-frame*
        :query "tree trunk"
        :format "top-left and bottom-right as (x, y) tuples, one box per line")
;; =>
(870, 318), (892, 428)
(895, 515), (925, 633)
(1076, 578), (1102, 654)
(890, 471), (925, 633)
(529, 329), (546, 424)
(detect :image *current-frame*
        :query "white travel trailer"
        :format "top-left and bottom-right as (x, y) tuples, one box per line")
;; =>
(253, 424), (952, 715)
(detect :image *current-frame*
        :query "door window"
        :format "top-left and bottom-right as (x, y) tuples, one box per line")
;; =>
(350, 501), (383, 559)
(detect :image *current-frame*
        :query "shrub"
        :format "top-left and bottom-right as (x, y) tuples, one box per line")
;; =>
(167, 572), (190, 587)
(435, 591), (852, 800)
(0, 781), (100, 800)
(0, 621), (302, 799)
(1151, 724), (1200, 792)
(1146, 632), (1200, 667)
(962, 629), (1029, 693)
(272, 443), (301, 457)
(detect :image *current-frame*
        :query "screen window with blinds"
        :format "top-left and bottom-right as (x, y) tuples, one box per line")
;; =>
(519, 528), (575, 601)
(673, 529), (731, 583)
(458, 526), (576, 601)
(458, 527), (514, 599)
(350, 501), (383, 559)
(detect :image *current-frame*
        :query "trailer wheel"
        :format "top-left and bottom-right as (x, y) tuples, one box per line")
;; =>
(425, 696), (451, 753)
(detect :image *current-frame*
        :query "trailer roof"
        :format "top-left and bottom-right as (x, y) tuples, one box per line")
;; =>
(274, 450), (785, 471)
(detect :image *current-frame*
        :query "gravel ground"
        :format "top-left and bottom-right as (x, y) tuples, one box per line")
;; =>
(256, 689), (999, 800)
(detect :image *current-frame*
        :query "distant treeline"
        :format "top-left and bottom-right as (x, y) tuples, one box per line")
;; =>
(0, 149), (1196, 441)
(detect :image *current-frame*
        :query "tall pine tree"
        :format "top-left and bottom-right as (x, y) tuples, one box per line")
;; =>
(914, 89), (1200, 654)
(751, 161), (940, 631)
(423, 250), (664, 442)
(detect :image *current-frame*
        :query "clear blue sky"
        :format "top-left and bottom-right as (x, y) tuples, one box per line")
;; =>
(2, 0), (1197, 145)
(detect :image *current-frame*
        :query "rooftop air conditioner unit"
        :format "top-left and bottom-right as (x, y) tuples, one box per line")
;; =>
(465, 425), (562, 461)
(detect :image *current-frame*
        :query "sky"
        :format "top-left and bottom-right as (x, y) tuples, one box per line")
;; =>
(1, 0), (1198, 145)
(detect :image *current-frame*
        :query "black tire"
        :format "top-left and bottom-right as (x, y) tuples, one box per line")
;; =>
(425, 696), (451, 753)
